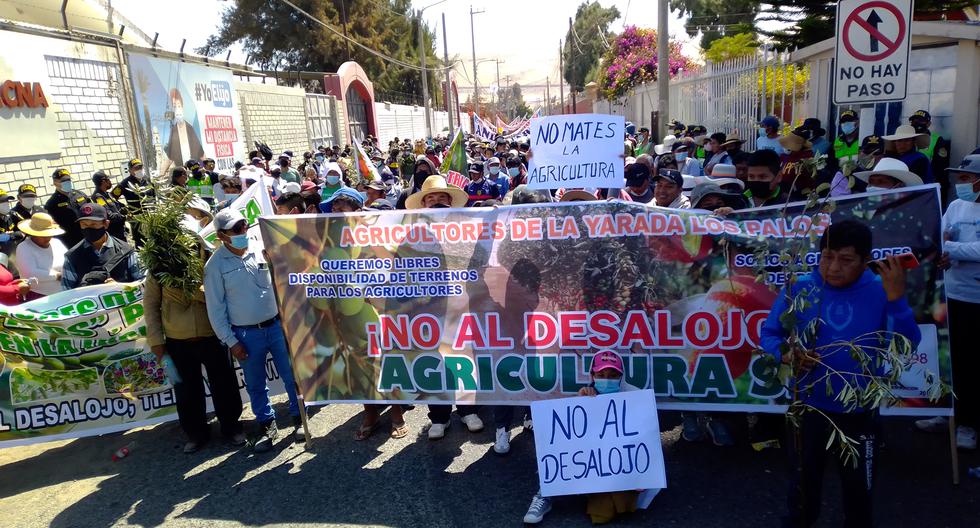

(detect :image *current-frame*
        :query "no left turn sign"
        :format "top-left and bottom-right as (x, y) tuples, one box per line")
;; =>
(834, 0), (913, 104)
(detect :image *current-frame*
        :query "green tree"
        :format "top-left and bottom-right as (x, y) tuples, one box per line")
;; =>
(703, 32), (758, 62)
(757, 1), (975, 50)
(670, 0), (759, 50)
(498, 83), (532, 120)
(198, 0), (441, 101)
(562, 1), (621, 94)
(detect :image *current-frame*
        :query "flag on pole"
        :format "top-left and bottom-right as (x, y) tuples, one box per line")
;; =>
(352, 141), (381, 182)
(440, 129), (468, 175)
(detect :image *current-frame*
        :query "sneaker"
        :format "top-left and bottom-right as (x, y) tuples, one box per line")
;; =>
(494, 427), (511, 455)
(226, 432), (247, 447)
(253, 421), (279, 453)
(914, 416), (948, 433)
(681, 413), (705, 442)
(183, 440), (205, 454)
(705, 417), (735, 447)
(428, 421), (449, 440)
(461, 413), (484, 433)
(957, 426), (977, 450)
(292, 416), (307, 442)
(523, 491), (552, 524)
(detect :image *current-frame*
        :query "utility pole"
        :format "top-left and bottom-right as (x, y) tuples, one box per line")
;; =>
(558, 40), (565, 114)
(545, 77), (551, 116)
(470, 5), (485, 117)
(418, 14), (431, 138)
(340, 0), (352, 61)
(495, 59), (502, 117)
(442, 12), (454, 136)
(505, 75), (512, 119)
(657, 0), (669, 138)
(569, 18), (577, 113)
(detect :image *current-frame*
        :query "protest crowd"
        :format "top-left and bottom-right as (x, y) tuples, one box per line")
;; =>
(0, 107), (977, 527)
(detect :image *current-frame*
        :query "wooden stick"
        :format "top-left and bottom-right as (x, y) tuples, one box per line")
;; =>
(949, 415), (960, 485)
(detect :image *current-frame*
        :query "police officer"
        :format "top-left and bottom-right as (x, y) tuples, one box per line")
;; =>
(91, 171), (128, 241)
(833, 110), (861, 164)
(0, 189), (22, 255)
(112, 159), (154, 247)
(44, 168), (89, 248)
(61, 203), (143, 289)
(185, 160), (216, 204)
(10, 184), (44, 229)
(910, 110), (951, 197)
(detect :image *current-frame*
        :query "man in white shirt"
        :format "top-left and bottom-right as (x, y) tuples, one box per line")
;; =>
(756, 116), (787, 155)
(917, 154), (980, 450)
(14, 213), (68, 297)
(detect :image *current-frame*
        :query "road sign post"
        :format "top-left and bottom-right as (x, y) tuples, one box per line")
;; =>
(833, 0), (913, 104)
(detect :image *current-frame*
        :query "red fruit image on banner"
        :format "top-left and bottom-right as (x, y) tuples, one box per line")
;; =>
(649, 232), (714, 263)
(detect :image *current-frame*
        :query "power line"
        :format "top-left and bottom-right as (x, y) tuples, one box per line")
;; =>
(277, 0), (457, 73)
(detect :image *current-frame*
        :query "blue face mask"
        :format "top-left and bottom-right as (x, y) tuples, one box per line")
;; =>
(508, 167), (519, 177)
(676, 152), (688, 162)
(490, 166), (500, 176)
(593, 378), (622, 394)
(955, 182), (979, 202)
(326, 175), (341, 185)
(758, 127), (767, 137)
(840, 122), (857, 135)
(229, 233), (249, 249)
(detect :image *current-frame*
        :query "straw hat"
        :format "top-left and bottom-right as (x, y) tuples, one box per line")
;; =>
(853, 158), (923, 188)
(882, 125), (930, 149)
(405, 175), (469, 209)
(720, 132), (746, 148)
(19, 213), (65, 237)
(779, 131), (813, 152)
(559, 190), (597, 202)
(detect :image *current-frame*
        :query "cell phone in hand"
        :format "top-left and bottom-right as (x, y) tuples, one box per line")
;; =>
(868, 253), (919, 274)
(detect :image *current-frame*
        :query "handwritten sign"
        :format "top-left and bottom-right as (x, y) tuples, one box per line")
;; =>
(530, 389), (666, 497)
(527, 113), (625, 190)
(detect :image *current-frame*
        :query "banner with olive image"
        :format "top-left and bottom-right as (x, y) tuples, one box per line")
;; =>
(259, 186), (952, 415)
(0, 282), (286, 448)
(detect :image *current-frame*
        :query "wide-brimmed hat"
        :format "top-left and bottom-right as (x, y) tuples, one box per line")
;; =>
(853, 158), (923, 187)
(779, 130), (813, 152)
(19, 213), (65, 237)
(559, 189), (597, 202)
(405, 175), (468, 210)
(654, 135), (678, 155)
(882, 125), (930, 149)
(720, 132), (746, 147)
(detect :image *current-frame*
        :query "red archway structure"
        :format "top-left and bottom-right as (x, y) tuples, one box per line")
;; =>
(442, 72), (463, 133)
(323, 61), (378, 144)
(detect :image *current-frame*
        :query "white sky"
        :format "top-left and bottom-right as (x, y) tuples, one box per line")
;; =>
(111, 0), (708, 107)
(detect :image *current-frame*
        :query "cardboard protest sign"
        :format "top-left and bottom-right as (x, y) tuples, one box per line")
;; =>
(527, 114), (625, 190)
(531, 389), (666, 496)
(258, 186), (951, 415)
(0, 282), (287, 448)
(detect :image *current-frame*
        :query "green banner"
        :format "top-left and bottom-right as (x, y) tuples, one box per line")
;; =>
(259, 186), (951, 415)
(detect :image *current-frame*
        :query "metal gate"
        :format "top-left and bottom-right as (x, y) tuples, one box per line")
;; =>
(346, 86), (369, 141)
(306, 93), (339, 148)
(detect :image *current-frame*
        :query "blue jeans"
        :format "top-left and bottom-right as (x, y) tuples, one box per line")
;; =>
(233, 320), (300, 424)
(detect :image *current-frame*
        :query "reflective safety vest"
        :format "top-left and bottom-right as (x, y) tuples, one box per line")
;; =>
(919, 132), (940, 161)
(187, 177), (213, 199)
(834, 136), (860, 162)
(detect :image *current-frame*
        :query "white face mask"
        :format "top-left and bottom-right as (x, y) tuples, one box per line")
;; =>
(865, 185), (891, 193)
(133, 169), (144, 180)
(0, 203), (10, 214)
(20, 197), (35, 209)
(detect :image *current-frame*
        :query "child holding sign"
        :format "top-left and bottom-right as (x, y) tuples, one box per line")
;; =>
(524, 351), (655, 525)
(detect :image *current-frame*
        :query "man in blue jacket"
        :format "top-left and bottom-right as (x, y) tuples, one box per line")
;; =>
(761, 219), (921, 528)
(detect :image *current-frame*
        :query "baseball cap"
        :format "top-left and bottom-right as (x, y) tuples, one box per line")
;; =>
(366, 179), (388, 191)
(77, 203), (107, 222)
(861, 135), (884, 154)
(127, 159), (143, 169)
(300, 181), (318, 192)
(17, 184), (37, 197)
(839, 109), (858, 122)
(52, 168), (70, 179)
(213, 208), (246, 231)
(759, 115), (780, 128)
(591, 350), (624, 374)
(281, 181), (302, 194)
(92, 170), (112, 184)
(367, 198), (395, 211)
(0, 190), (13, 202)
(712, 163), (737, 178)
(625, 163), (651, 185)
(654, 168), (684, 188)
(947, 155), (980, 176)
(468, 161), (485, 173)
(910, 110), (931, 121)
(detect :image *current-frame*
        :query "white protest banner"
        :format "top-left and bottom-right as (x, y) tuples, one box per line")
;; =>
(198, 181), (275, 250)
(531, 389), (666, 497)
(527, 113), (624, 190)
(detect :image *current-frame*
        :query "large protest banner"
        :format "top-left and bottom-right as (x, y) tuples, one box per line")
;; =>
(527, 114), (625, 190)
(0, 283), (287, 448)
(259, 186), (951, 415)
(532, 390), (666, 496)
(128, 53), (246, 173)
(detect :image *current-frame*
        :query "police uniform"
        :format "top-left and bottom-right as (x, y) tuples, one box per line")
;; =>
(44, 169), (90, 248)
(185, 160), (217, 203)
(91, 171), (128, 241)
(0, 190), (23, 256)
(909, 110), (951, 199)
(10, 184), (44, 229)
(112, 159), (154, 247)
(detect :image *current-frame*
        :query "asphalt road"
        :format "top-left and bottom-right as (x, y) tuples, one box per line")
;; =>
(0, 397), (977, 528)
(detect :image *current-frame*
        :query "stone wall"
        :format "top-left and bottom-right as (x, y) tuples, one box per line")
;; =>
(236, 82), (311, 158)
